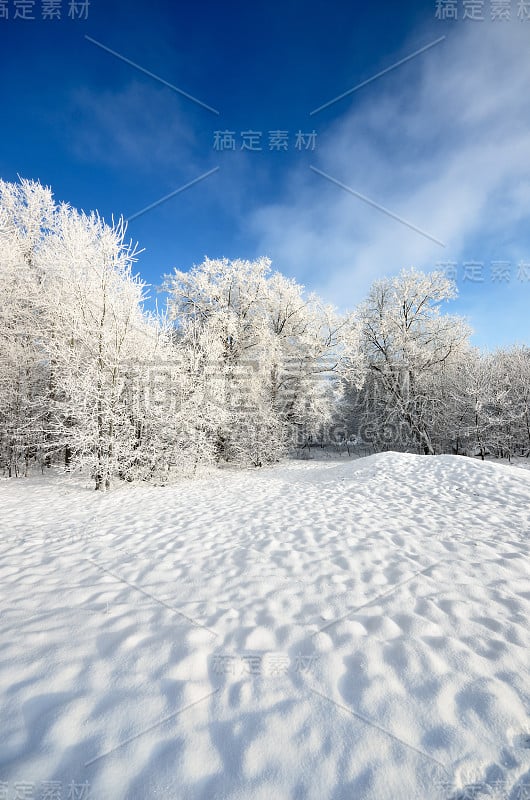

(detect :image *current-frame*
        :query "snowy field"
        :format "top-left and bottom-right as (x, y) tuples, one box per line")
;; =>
(1, 452), (529, 800)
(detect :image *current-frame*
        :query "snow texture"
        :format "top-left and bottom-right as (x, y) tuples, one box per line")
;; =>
(1, 452), (529, 799)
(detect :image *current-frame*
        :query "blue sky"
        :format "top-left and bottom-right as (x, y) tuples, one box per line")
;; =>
(1, 0), (529, 348)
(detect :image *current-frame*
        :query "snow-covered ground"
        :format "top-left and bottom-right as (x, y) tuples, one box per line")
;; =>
(1, 453), (529, 800)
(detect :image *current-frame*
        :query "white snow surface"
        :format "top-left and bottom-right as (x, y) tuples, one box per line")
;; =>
(1, 452), (529, 800)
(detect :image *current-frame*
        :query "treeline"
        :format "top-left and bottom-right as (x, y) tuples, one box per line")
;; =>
(0, 179), (528, 489)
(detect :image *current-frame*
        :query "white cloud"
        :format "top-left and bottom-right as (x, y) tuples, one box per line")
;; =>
(67, 81), (200, 174)
(248, 22), (530, 318)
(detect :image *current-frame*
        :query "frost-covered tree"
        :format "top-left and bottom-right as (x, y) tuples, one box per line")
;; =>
(356, 269), (472, 454)
(165, 257), (353, 464)
(0, 178), (56, 476)
(37, 207), (155, 489)
(0, 179), (177, 489)
(165, 257), (269, 464)
(505, 345), (530, 456)
(479, 346), (530, 460)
